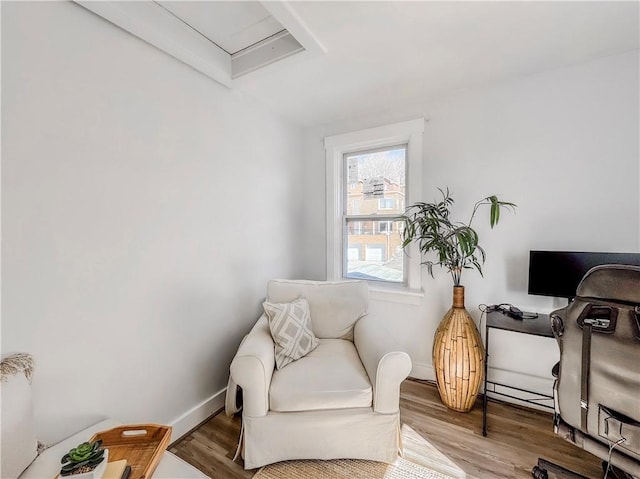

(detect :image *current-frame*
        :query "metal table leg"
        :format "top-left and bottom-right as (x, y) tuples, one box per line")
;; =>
(482, 322), (489, 436)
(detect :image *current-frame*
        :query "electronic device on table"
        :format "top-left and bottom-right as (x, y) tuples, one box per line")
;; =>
(528, 250), (640, 299)
(484, 250), (640, 320)
(484, 303), (536, 320)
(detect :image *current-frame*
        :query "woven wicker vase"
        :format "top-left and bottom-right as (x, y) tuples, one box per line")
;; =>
(432, 285), (485, 412)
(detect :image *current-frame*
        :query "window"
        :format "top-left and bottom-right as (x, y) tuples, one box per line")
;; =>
(324, 118), (424, 302)
(378, 221), (393, 234)
(378, 198), (395, 210)
(344, 146), (406, 283)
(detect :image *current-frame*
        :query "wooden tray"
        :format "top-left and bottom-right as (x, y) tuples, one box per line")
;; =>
(90, 424), (172, 479)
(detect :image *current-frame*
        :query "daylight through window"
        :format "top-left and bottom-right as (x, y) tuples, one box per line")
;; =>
(343, 145), (407, 283)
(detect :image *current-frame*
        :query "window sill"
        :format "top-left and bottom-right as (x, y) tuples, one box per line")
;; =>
(368, 284), (424, 305)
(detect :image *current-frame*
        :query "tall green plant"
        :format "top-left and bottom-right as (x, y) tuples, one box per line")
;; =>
(401, 188), (516, 286)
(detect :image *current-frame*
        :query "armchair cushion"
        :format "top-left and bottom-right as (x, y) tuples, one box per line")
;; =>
(269, 339), (372, 412)
(263, 297), (319, 370)
(267, 280), (368, 341)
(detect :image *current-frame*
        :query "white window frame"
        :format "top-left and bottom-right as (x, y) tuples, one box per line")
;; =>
(324, 118), (424, 304)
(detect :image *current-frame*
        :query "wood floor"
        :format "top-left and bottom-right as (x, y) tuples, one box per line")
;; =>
(169, 379), (603, 479)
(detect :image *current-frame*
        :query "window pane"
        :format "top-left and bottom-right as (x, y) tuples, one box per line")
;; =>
(345, 146), (406, 216)
(345, 219), (405, 283)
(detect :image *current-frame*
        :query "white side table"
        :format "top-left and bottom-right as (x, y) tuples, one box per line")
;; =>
(20, 420), (209, 479)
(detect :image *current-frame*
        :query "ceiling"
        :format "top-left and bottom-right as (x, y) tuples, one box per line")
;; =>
(157, 1), (284, 55)
(230, 1), (639, 127)
(79, 1), (640, 128)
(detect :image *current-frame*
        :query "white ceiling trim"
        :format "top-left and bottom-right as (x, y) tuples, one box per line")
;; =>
(261, 1), (326, 57)
(232, 31), (304, 79)
(76, 1), (232, 86)
(75, 0), (325, 89)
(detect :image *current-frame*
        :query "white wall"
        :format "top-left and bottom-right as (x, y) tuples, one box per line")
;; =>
(301, 51), (639, 394)
(1, 2), (302, 443)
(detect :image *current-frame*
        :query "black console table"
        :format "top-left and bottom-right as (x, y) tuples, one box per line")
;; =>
(482, 310), (555, 436)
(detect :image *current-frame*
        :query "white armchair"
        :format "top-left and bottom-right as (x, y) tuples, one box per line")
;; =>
(227, 279), (412, 469)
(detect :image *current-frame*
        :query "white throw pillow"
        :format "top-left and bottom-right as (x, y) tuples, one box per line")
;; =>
(1, 353), (38, 479)
(266, 280), (369, 341)
(263, 297), (319, 369)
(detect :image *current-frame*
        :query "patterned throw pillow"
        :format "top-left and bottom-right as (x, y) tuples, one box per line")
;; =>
(263, 297), (320, 370)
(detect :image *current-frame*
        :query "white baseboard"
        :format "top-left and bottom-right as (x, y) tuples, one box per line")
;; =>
(167, 366), (553, 444)
(169, 387), (227, 444)
(408, 361), (554, 412)
(409, 361), (435, 381)
(485, 368), (554, 412)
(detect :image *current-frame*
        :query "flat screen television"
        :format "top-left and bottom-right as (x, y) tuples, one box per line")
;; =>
(528, 250), (640, 298)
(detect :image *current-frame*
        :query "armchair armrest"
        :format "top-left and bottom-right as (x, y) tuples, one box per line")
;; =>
(229, 315), (275, 417)
(354, 316), (412, 414)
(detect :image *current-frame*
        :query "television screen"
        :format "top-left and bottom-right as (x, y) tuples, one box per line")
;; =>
(528, 251), (640, 298)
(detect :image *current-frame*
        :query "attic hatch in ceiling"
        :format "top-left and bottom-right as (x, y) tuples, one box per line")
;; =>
(75, 1), (325, 87)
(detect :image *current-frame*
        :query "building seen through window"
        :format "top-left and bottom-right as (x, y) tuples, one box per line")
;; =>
(343, 145), (406, 283)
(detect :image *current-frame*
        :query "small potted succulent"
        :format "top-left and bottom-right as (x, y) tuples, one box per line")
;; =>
(60, 440), (108, 477)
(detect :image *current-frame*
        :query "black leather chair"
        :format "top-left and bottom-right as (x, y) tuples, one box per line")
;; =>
(533, 265), (640, 479)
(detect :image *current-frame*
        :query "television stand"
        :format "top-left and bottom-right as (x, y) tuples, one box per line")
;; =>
(482, 310), (554, 436)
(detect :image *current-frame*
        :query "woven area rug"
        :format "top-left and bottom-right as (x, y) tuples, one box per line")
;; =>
(253, 425), (466, 479)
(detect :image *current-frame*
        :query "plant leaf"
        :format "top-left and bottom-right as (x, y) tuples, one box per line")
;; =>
(400, 188), (515, 284)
